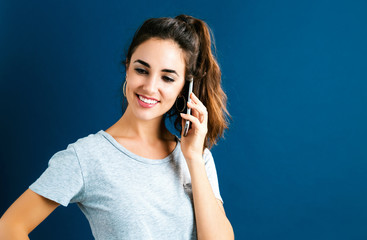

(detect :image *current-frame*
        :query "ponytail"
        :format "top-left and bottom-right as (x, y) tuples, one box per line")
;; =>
(189, 17), (231, 149)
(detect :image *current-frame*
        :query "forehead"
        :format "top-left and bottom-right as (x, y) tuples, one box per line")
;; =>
(131, 38), (186, 72)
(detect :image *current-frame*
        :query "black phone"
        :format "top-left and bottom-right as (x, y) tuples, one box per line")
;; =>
(183, 78), (194, 137)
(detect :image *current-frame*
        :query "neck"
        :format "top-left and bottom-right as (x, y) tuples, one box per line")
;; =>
(112, 106), (172, 144)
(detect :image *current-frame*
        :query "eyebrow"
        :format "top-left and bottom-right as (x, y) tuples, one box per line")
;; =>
(134, 59), (179, 77)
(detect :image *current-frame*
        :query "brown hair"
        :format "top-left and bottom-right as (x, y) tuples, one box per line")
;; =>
(122, 14), (231, 150)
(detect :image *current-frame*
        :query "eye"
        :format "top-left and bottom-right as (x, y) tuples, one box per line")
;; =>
(162, 76), (175, 82)
(135, 68), (148, 74)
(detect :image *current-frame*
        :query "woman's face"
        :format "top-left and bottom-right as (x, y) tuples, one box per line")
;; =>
(125, 38), (186, 121)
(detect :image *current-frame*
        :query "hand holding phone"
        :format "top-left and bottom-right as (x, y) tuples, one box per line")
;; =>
(183, 78), (194, 137)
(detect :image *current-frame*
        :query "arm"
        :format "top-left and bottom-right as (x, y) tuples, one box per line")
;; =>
(180, 93), (234, 240)
(0, 189), (60, 239)
(187, 158), (234, 240)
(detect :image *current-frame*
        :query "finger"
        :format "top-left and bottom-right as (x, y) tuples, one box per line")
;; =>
(181, 113), (208, 135)
(180, 113), (201, 127)
(187, 101), (200, 118)
(187, 101), (207, 123)
(190, 93), (206, 109)
(188, 106), (203, 123)
(189, 94), (207, 118)
(186, 102), (202, 124)
(191, 108), (200, 119)
(187, 101), (206, 117)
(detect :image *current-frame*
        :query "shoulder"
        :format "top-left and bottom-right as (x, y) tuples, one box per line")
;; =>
(71, 130), (105, 151)
(48, 131), (102, 162)
(52, 130), (107, 165)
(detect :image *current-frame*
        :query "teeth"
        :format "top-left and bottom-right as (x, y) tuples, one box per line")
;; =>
(139, 95), (158, 104)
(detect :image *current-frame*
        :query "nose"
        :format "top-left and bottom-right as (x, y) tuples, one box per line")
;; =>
(142, 73), (160, 94)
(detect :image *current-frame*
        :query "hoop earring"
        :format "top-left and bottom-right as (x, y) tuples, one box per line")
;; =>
(175, 95), (186, 112)
(123, 78), (127, 97)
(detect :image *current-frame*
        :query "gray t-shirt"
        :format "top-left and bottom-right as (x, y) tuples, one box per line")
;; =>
(29, 130), (223, 240)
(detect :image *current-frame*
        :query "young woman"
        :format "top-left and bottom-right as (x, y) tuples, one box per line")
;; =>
(0, 15), (234, 240)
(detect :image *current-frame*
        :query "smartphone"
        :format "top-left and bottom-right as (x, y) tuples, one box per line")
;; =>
(183, 78), (194, 137)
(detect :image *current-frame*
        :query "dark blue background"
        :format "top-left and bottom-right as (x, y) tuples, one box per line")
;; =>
(1, 0), (366, 239)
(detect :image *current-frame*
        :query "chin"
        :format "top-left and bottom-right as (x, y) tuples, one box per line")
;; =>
(133, 110), (163, 121)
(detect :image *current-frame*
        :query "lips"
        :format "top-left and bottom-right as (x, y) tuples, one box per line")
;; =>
(136, 94), (159, 102)
(136, 94), (159, 108)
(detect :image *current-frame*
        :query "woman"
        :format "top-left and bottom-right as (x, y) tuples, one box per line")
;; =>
(0, 14), (234, 239)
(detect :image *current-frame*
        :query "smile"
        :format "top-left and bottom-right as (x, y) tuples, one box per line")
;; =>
(136, 94), (159, 108)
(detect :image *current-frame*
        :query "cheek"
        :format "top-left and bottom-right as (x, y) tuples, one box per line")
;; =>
(167, 89), (182, 104)
(126, 77), (141, 92)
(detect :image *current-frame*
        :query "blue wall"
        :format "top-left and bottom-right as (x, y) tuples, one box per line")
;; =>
(1, 0), (366, 239)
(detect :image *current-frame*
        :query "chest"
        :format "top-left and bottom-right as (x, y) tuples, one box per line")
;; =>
(115, 138), (177, 160)
(80, 159), (195, 238)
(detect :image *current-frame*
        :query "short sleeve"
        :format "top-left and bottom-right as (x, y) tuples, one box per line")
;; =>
(29, 144), (85, 207)
(203, 148), (223, 204)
